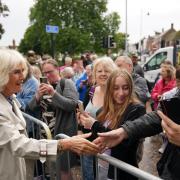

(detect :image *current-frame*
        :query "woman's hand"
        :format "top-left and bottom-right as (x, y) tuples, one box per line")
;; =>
(58, 133), (100, 155)
(78, 112), (96, 129)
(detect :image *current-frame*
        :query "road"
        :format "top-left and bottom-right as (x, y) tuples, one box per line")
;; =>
(139, 135), (162, 177)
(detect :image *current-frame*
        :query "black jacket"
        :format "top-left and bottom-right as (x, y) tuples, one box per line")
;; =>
(92, 103), (146, 180)
(122, 111), (180, 180)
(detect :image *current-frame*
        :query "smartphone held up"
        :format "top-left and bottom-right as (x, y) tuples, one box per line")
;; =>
(78, 100), (85, 113)
(40, 77), (48, 84)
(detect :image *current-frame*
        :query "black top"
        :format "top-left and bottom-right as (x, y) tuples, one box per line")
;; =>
(92, 103), (146, 180)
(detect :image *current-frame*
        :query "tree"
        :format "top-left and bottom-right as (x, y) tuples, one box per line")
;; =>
(0, 0), (9, 39)
(19, 0), (122, 55)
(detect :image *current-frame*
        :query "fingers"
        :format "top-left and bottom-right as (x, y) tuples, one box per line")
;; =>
(93, 137), (106, 153)
(84, 141), (100, 154)
(97, 131), (113, 137)
(158, 111), (179, 143)
(157, 110), (176, 128)
(76, 111), (81, 123)
(73, 139), (100, 155)
(77, 133), (92, 139)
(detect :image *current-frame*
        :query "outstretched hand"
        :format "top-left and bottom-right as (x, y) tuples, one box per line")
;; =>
(61, 133), (100, 155)
(93, 128), (128, 151)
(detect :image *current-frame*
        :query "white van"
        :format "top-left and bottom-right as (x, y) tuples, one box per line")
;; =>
(142, 46), (180, 89)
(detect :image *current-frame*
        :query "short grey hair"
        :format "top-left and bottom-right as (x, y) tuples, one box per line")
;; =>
(0, 49), (26, 92)
(115, 56), (133, 66)
(61, 66), (74, 78)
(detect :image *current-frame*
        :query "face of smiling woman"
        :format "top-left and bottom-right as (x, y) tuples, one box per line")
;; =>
(113, 76), (130, 105)
(2, 64), (25, 97)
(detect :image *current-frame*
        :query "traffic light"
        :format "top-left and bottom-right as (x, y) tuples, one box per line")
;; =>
(102, 37), (108, 48)
(108, 35), (116, 48)
(101, 36), (116, 48)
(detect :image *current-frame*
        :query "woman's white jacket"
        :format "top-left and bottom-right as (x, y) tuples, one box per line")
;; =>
(0, 93), (57, 180)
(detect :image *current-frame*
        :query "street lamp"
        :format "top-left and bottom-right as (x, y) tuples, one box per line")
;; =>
(125, 0), (128, 54)
(139, 10), (150, 57)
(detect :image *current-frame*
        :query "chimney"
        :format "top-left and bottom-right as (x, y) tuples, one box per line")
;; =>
(171, 23), (174, 29)
(12, 39), (16, 49)
(162, 28), (164, 32)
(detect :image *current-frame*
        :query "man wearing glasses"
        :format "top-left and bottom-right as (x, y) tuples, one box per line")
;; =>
(27, 59), (79, 180)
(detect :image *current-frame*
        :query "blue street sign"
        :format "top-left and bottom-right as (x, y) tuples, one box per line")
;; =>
(46, 25), (59, 34)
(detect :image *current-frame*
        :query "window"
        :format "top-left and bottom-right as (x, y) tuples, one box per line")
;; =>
(146, 52), (167, 71)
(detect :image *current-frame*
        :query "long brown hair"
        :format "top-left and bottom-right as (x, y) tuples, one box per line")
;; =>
(97, 69), (139, 129)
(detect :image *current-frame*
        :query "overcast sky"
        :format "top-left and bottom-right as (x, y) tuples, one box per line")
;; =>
(1, 0), (180, 46)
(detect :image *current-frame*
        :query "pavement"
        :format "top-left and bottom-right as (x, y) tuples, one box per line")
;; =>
(139, 135), (162, 177)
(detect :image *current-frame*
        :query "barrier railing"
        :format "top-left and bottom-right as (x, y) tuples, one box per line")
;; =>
(23, 112), (54, 180)
(22, 112), (52, 139)
(56, 133), (163, 180)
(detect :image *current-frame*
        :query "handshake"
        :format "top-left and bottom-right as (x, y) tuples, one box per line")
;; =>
(60, 128), (128, 155)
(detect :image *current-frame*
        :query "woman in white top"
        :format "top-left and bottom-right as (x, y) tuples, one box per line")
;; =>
(80, 57), (117, 180)
(0, 49), (99, 180)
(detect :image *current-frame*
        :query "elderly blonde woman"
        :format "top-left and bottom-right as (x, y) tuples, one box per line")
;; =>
(0, 49), (99, 180)
(79, 56), (117, 180)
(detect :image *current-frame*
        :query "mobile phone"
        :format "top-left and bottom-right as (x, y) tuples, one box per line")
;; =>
(81, 80), (87, 85)
(78, 100), (84, 113)
(40, 77), (48, 84)
(160, 97), (180, 124)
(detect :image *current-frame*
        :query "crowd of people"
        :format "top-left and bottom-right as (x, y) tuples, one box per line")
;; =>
(0, 48), (180, 180)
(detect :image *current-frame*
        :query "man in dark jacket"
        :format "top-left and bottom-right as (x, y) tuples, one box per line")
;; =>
(94, 110), (180, 180)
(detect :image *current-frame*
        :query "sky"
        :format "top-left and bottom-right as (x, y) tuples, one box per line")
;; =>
(0, 0), (180, 46)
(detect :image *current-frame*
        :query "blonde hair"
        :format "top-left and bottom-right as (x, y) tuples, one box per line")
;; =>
(161, 63), (176, 80)
(92, 56), (117, 84)
(31, 65), (42, 81)
(97, 69), (139, 129)
(0, 49), (27, 92)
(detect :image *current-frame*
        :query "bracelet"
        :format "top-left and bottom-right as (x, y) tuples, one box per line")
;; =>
(39, 141), (47, 163)
(58, 140), (64, 154)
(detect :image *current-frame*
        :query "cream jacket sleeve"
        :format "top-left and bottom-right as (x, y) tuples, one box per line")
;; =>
(0, 114), (58, 160)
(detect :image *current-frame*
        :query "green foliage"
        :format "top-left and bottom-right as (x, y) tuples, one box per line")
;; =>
(0, 1), (9, 39)
(19, 0), (125, 55)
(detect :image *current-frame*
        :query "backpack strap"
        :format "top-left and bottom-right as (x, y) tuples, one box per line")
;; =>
(60, 78), (65, 93)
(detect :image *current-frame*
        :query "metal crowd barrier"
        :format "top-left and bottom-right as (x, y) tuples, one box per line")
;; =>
(56, 133), (163, 180)
(23, 112), (54, 180)
(22, 112), (52, 139)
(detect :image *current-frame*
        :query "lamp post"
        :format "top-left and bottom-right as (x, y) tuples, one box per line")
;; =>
(139, 10), (150, 57)
(125, 0), (128, 54)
